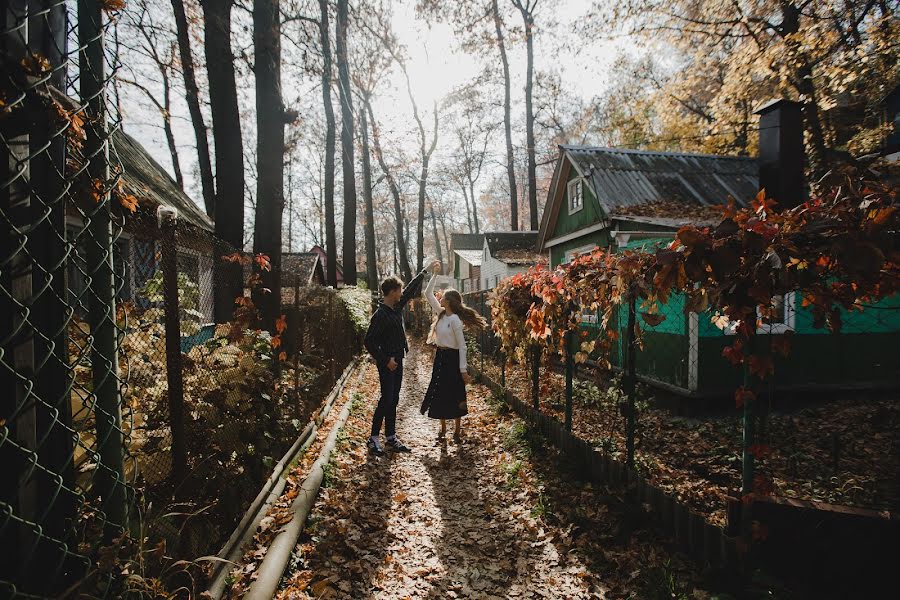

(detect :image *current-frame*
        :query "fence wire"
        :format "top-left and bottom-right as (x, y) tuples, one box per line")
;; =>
(1, 3), (368, 596)
(2, 1), (133, 597)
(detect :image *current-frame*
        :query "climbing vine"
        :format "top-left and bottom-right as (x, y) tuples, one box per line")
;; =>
(491, 161), (899, 508)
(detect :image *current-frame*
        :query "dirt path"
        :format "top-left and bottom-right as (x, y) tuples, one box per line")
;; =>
(277, 343), (604, 599)
(272, 341), (747, 599)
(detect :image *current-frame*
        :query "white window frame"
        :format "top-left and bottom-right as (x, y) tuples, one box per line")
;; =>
(723, 292), (796, 335)
(177, 245), (215, 324)
(564, 244), (597, 265)
(567, 177), (585, 214)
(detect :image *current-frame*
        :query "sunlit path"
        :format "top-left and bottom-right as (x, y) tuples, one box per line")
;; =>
(277, 343), (602, 599)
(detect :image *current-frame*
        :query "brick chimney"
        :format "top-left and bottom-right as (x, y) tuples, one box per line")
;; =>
(755, 99), (805, 210)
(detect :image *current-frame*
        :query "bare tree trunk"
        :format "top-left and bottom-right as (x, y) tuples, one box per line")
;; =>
(459, 181), (473, 233)
(468, 175), (480, 233)
(172, 0), (215, 216)
(160, 65), (184, 189)
(336, 0), (357, 285)
(366, 100), (412, 281)
(201, 0), (245, 322)
(252, 0), (284, 333)
(493, 0), (518, 231)
(359, 97), (379, 291)
(319, 0), (338, 287)
(429, 202), (443, 271)
(514, 0), (539, 230)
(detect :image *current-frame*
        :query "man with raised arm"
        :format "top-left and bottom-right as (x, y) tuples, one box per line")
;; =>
(363, 267), (427, 455)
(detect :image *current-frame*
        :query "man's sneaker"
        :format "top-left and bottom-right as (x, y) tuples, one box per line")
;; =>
(385, 437), (411, 453)
(367, 437), (384, 456)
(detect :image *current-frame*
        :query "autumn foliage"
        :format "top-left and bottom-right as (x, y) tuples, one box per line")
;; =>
(494, 163), (898, 364)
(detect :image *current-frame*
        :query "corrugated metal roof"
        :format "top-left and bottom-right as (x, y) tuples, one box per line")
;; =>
(454, 249), (483, 266)
(450, 233), (485, 251)
(562, 145), (758, 213)
(484, 231), (539, 255)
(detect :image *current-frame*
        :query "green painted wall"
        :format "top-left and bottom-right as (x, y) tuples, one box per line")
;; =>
(550, 165), (605, 239)
(549, 230), (610, 267)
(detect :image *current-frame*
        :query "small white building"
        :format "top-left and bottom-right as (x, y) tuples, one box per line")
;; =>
(480, 231), (546, 290)
(450, 233), (484, 293)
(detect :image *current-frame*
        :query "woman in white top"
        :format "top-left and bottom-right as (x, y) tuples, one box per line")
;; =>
(420, 260), (487, 443)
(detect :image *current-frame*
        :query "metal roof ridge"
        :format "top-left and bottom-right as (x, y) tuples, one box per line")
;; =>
(561, 144), (756, 161)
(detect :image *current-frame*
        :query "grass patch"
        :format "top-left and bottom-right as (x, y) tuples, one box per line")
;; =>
(502, 421), (533, 458)
(503, 460), (524, 489)
(487, 388), (510, 415)
(321, 462), (336, 488)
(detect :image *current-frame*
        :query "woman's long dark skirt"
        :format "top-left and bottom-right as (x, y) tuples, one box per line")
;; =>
(420, 348), (468, 419)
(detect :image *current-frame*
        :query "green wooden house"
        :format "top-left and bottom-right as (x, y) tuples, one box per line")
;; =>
(537, 145), (900, 397)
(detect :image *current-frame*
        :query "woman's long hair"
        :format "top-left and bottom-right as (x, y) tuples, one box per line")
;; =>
(428, 288), (487, 344)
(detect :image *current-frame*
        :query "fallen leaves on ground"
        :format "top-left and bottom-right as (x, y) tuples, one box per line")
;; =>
(272, 342), (711, 599)
(483, 356), (899, 527)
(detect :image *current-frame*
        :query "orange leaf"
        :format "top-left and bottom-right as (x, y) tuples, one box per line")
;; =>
(254, 254), (272, 272)
(640, 312), (666, 327)
(275, 314), (287, 334)
(271, 335), (281, 349)
(99, 0), (126, 11)
(278, 351), (287, 361)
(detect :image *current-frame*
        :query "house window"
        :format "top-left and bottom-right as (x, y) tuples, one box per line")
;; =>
(568, 178), (584, 214)
(564, 244), (596, 264)
(66, 224), (135, 313)
(723, 293), (795, 335)
(758, 293), (795, 334)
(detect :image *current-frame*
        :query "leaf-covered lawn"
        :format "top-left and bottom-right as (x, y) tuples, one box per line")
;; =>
(480, 356), (899, 526)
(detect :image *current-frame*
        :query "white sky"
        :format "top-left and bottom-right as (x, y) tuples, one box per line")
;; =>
(121, 0), (629, 240)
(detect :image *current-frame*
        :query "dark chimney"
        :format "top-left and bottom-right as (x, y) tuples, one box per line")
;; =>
(755, 99), (805, 210)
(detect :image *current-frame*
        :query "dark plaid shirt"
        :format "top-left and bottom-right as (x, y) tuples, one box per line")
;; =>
(364, 269), (426, 367)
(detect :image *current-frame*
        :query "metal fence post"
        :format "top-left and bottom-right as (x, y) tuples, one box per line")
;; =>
(159, 210), (186, 483)
(480, 292), (485, 374)
(564, 330), (574, 431)
(741, 333), (757, 526)
(625, 296), (637, 472)
(79, 0), (128, 535)
(293, 282), (301, 391)
(532, 345), (540, 409)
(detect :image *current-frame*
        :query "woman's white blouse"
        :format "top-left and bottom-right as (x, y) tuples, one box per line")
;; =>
(425, 275), (468, 372)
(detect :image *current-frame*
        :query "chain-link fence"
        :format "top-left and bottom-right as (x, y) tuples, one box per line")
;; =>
(2, 2), (134, 596)
(460, 279), (899, 527)
(1, 3), (367, 596)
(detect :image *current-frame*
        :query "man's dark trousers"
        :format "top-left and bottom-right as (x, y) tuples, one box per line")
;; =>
(372, 358), (403, 437)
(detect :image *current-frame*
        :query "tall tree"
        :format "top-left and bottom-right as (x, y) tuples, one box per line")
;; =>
(252, 0), (285, 332)
(417, 0), (520, 230)
(336, 0), (357, 285)
(358, 100), (378, 289)
(118, 1), (184, 189)
(428, 203), (444, 271)
(171, 0), (215, 215)
(318, 0), (338, 287)
(511, 0), (539, 230)
(388, 48), (438, 273)
(588, 0), (898, 177)
(366, 100), (413, 281)
(200, 0), (245, 322)
(492, 0), (518, 230)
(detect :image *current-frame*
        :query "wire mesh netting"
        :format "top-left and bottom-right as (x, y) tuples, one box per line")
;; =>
(1, 3), (368, 596)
